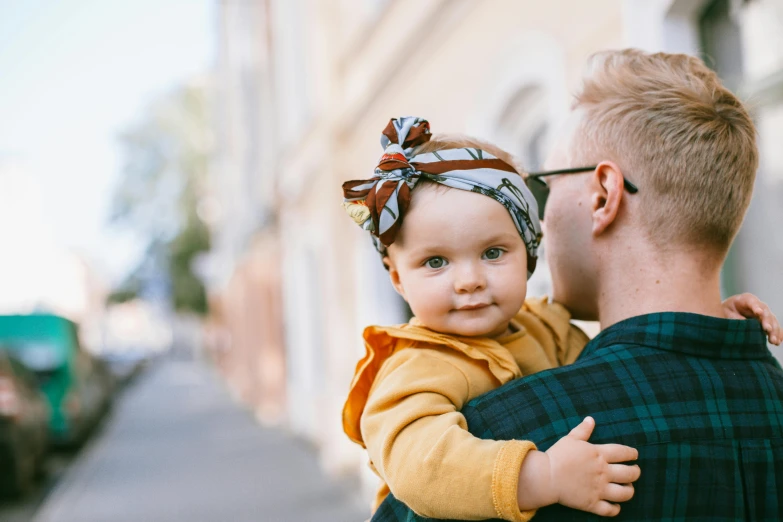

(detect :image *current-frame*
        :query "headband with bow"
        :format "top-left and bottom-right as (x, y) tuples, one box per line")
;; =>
(342, 117), (542, 278)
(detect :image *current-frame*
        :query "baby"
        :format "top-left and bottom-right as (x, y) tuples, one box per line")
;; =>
(341, 117), (780, 521)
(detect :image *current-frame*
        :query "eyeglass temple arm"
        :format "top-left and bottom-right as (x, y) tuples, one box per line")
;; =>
(527, 166), (638, 193)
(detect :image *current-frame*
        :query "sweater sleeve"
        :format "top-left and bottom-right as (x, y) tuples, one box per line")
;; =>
(361, 347), (537, 521)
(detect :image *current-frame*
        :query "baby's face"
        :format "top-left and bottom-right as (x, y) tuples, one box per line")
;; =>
(385, 186), (528, 338)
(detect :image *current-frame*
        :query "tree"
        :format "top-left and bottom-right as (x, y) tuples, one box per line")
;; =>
(108, 80), (212, 315)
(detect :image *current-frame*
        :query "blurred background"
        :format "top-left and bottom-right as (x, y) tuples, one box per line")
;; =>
(1, 0), (782, 521)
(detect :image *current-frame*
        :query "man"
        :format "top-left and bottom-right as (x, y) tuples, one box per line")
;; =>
(374, 49), (783, 521)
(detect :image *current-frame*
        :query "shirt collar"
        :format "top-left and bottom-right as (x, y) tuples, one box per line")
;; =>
(583, 312), (769, 360)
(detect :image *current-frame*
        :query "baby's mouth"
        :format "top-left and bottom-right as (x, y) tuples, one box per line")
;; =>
(456, 303), (491, 311)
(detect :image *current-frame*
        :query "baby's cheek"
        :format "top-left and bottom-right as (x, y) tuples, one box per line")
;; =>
(498, 277), (527, 314)
(407, 286), (447, 323)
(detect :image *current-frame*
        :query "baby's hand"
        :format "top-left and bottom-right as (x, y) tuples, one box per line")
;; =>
(722, 293), (781, 345)
(517, 417), (640, 516)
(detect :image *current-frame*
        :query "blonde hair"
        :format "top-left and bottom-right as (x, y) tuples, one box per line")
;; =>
(570, 49), (758, 252)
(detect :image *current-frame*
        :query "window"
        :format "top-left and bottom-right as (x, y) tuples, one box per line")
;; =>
(699, 0), (744, 91)
(496, 85), (549, 171)
(494, 84), (553, 299)
(698, 0), (745, 297)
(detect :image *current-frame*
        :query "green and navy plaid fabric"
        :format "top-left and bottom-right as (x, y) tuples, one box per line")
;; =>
(374, 312), (783, 521)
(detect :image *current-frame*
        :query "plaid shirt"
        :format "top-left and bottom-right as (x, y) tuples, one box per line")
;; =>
(373, 312), (783, 521)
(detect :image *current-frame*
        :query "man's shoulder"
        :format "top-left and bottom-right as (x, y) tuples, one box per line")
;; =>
(468, 340), (626, 405)
(462, 342), (633, 445)
(462, 335), (783, 451)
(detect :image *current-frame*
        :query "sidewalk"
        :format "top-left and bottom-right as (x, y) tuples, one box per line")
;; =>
(34, 358), (367, 522)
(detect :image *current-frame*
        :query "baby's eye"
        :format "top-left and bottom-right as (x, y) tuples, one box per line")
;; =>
(483, 248), (504, 260)
(424, 257), (448, 269)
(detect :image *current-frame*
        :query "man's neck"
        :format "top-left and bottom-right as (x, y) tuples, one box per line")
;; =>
(596, 243), (726, 330)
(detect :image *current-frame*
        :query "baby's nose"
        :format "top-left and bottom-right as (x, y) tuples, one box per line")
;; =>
(454, 265), (487, 293)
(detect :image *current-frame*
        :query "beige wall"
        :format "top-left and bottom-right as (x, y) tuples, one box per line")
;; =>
(207, 236), (287, 425)
(267, 0), (626, 497)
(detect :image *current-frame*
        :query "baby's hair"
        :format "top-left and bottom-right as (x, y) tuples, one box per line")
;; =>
(403, 133), (526, 230)
(413, 134), (526, 177)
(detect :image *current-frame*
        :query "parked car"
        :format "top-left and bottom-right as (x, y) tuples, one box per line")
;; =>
(0, 314), (112, 447)
(99, 349), (151, 386)
(0, 350), (49, 498)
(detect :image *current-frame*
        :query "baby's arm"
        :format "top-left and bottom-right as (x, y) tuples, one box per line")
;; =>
(362, 348), (639, 521)
(722, 293), (781, 345)
(517, 417), (640, 517)
(362, 347), (537, 521)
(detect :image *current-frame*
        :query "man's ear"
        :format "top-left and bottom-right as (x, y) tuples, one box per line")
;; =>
(384, 256), (407, 299)
(590, 161), (625, 236)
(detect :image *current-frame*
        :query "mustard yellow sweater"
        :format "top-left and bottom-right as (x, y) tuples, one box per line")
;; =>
(342, 297), (589, 521)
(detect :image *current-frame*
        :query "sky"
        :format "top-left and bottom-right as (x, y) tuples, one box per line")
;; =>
(0, 0), (214, 286)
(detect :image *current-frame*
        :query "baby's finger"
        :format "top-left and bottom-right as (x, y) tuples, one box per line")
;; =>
(568, 416), (596, 441)
(761, 309), (782, 341)
(598, 443), (639, 463)
(607, 463), (641, 484)
(734, 295), (763, 318)
(735, 293), (757, 311)
(589, 500), (621, 517)
(602, 483), (635, 504)
(761, 319), (780, 344)
(761, 320), (780, 345)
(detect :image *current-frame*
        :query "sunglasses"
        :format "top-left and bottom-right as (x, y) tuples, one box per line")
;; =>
(525, 166), (639, 220)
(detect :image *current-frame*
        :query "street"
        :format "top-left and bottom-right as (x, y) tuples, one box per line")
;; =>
(0, 358), (366, 522)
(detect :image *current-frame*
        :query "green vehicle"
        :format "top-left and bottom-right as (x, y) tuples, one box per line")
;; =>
(0, 314), (112, 446)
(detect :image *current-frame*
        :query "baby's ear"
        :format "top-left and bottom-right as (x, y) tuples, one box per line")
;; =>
(384, 256), (406, 299)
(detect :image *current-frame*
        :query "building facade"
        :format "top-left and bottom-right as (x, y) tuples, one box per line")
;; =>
(208, 0), (783, 505)
(205, 1), (287, 424)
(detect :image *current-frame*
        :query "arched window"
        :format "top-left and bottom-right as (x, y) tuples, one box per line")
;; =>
(468, 34), (569, 302)
(496, 85), (550, 171)
(494, 84), (553, 298)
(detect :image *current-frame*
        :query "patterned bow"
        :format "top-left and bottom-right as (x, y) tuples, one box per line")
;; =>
(342, 116), (542, 278)
(343, 117), (432, 248)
